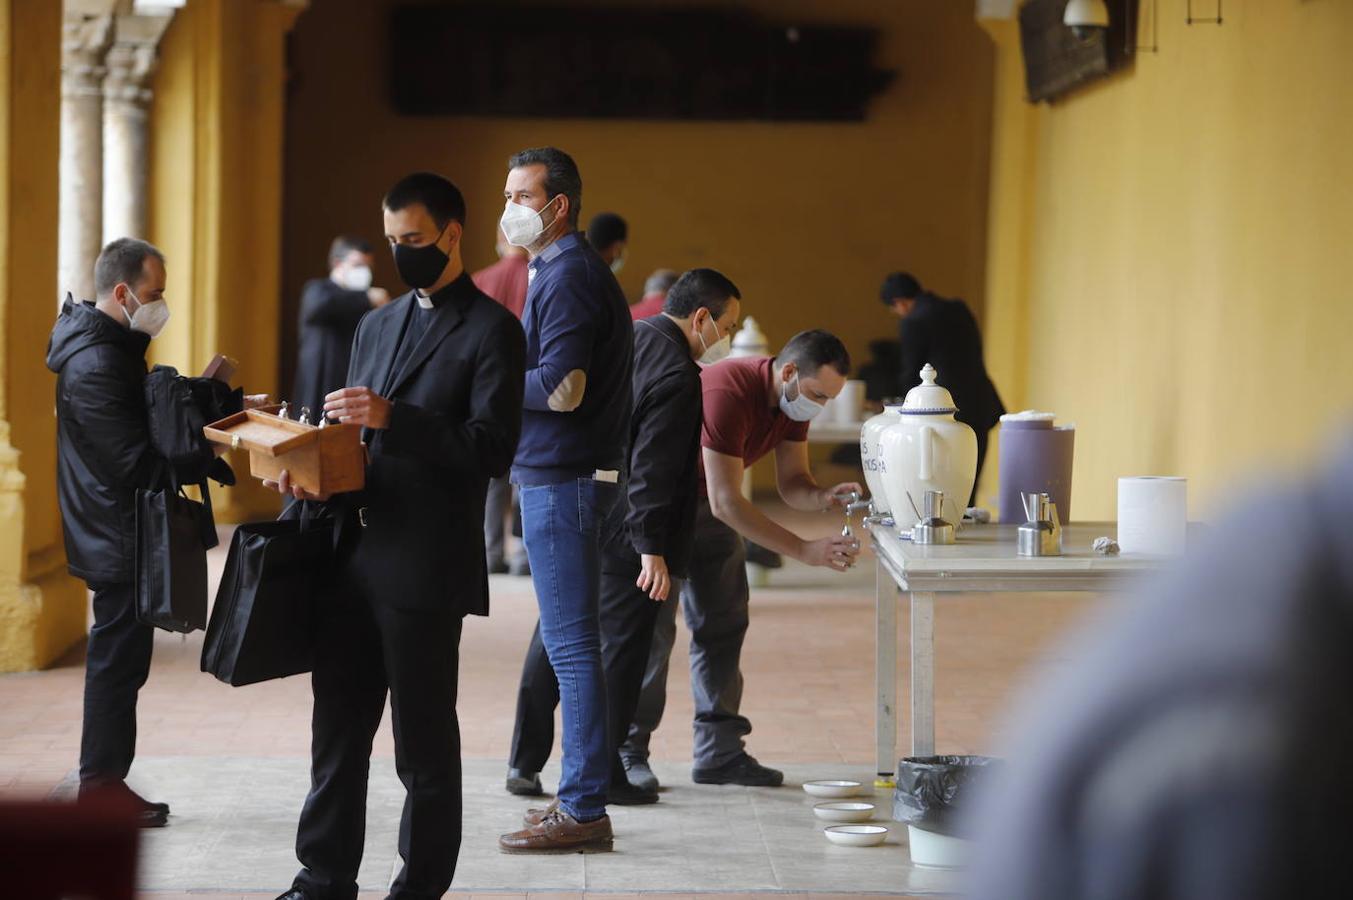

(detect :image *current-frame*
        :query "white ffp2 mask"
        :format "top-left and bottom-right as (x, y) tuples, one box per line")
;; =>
(124, 288), (170, 339)
(334, 264), (373, 292)
(500, 197), (558, 247)
(697, 319), (731, 366)
(779, 371), (824, 421)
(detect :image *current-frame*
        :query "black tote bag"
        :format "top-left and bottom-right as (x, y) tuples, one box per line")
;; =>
(201, 517), (334, 687)
(134, 484), (211, 633)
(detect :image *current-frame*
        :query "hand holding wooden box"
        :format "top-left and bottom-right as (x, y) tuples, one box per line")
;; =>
(203, 406), (365, 496)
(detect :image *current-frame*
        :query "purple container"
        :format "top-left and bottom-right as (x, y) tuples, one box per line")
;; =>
(998, 415), (1075, 524)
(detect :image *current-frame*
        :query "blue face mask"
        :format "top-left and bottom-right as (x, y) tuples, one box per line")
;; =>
(779, 371), (824, 422)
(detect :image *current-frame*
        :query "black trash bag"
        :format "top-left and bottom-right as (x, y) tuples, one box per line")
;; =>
(893, 755), (1000, 837)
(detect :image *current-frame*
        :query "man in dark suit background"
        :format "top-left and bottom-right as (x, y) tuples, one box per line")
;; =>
(267, 173), (525, 900)
(881, 271), (1005, 498)
(292, 236), (390, 419)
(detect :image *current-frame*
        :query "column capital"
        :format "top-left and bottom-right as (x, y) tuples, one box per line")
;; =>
(61, 12), (115, 100)
(104, 12), (176, 111)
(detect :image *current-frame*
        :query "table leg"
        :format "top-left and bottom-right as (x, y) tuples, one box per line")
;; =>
(910, 591), (936, 758)
(875, 555), (897, 780)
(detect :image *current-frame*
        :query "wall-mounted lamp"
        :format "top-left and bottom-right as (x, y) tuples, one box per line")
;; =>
(1063, 0), (1110, 41)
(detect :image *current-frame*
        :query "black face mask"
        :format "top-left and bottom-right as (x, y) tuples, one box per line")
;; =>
(392, 223), (450, 290)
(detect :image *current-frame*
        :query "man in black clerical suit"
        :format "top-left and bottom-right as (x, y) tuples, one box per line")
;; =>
(267, 172), (525, 900)
(292, 235), (390, 419)
(881, 271), (1004, 499)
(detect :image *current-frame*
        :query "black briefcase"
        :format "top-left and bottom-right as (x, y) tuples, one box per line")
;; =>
(134, 485), (211, 633)
(201, 518), (334, 687)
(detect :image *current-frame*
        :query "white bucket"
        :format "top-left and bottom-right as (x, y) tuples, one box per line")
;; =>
(907, 825), (970, 868)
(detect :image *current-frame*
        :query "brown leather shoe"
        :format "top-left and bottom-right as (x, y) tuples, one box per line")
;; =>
(523, 797), (559, 827)
(499, 808), (614, 854)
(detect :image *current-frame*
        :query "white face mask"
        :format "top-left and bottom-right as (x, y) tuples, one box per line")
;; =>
(124, 287), (170, 339)
(500, 196), (558, 248)
(779, 370), (824, 421)
(610, 253), (626, 275)
(696, 316), (731, 366)
(334, 264), (372, 292)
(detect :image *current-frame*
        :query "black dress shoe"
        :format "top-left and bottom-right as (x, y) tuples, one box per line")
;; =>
(80, 780), (169, 818)
(608, 779), (658, 806)
(692, 753), (784, 786)
(622, 757), (659, 793)
(127, 787), (169, 817)
(506, 767), (544, 796)
(274, 890), (310, 900)
(138, 807), (169, 828)
(488, 557), (510, 575)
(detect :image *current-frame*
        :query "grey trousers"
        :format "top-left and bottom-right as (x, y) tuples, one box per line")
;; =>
(485, 475), (518, 565)
(621, 499), (751, 769)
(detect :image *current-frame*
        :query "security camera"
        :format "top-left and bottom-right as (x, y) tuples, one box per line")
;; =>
(1063, 0), (1109, 42)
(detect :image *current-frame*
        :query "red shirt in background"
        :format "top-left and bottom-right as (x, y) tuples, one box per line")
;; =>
(628, 291), (666, 321)
(471, 253), (529, 319)
(700, 356), (809, 472)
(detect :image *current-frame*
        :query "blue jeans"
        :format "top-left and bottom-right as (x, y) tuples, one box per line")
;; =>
(519, 477), (618, 821)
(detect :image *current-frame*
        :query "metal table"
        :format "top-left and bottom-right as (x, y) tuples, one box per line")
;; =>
(869, 521), (1171, 779)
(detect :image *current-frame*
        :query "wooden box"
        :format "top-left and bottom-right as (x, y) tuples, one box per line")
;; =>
(203, 406), (365, 496)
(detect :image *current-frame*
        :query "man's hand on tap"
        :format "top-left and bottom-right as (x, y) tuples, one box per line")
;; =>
(817, 481), (864, 511)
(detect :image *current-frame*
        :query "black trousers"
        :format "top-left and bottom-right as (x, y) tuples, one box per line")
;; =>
(79, 581), (154, 785)
(292, 582), (464, 900)
(972, 426), (990, 508)
(508, 567), (664, 785)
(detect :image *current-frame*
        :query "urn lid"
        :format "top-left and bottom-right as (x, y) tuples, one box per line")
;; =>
(900, 364), (958, 415)
(731, 316), (769, 357)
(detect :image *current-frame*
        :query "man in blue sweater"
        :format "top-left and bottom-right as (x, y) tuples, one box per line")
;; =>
(496, 147), (634, 854)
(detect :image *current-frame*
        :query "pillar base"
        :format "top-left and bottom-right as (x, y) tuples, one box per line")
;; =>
(0, 563), (87, 673)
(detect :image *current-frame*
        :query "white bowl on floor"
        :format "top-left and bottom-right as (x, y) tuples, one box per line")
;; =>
(803, 780), (863, 798)
(907, 825), (971, 868)
(824, 824), (889, 847)
(813, 801), (876, 823)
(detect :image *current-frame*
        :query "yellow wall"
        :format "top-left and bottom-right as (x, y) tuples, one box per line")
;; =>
(982, 1), (1353, 521)
(150, 0), (302, 521)
(0, 0), (87, 671)
(280, 0), (997, 409)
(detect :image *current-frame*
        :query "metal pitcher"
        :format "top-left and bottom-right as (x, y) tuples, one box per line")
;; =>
(1017, 491), (1062, 557)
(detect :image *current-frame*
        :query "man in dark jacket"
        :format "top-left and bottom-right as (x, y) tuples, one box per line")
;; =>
(506, 269), (742, 807)
(881, 272), (1005, 499)
(268, 173), (525, 900)
(46, 238), (181, 827)
(291, 236), (389, 418)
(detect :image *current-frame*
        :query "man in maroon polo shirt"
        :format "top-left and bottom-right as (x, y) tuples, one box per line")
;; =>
(620, 329), (863, 790)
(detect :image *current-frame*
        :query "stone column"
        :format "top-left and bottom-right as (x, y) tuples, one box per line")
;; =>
(58, 9), (114, 304)
(2, 0), (88, 672)
(102, 11), (175, 245)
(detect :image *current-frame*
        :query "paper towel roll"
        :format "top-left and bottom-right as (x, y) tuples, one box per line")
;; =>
(1117, 477), (1188, 555)
(835, 379), (865, 423)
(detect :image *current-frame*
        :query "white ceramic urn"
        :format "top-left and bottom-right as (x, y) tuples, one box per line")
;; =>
(878, 364), (978, 531)
(860, 401), (904, 514)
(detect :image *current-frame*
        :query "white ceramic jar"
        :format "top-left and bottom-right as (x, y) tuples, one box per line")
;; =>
(860, 401), (904, 514)
(879, 364), (977, 531)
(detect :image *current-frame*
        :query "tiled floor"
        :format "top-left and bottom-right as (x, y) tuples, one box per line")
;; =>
(0, 500), (1097, 899)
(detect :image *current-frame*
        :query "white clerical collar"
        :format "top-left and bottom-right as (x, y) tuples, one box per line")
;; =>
(416, 293), (435, 310)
